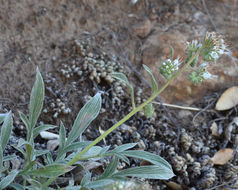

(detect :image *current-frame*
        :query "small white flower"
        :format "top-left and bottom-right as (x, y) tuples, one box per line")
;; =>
(200, 62), (210, 67)
(210, 51), (219, 60)
(202, 71), (217, 79)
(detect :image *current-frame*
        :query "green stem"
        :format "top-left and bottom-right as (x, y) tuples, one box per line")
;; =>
(43, 48), (202, 188)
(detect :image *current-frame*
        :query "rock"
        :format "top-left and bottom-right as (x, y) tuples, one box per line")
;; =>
(141, 30), (238, 104)
(132, 19), (152, 38)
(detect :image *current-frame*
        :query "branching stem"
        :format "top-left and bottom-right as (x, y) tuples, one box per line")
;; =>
(43, 47), (203, 188)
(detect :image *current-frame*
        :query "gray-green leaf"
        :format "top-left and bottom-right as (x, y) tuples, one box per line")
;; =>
(112, 73), (130, 86)
(99, 157), (119, 179)
(108, 143), (137, 154)
(27, 164), (74, 178)
(0, 112), (13, 150)
(112, 72), (135, 109)
(0, 145), (2, 171)
(66, 93), (101, 146)
(122, 150), (172, 170)
(0, 170), (18, 189)
(19, 111), (30, 132)
(143, 64), (158, 95)
(9, 183), (25, 190)
(84, 179), (113, 189)
(111, 165), (174, 179)
(59, 122), (66, 151)
(143, 103), (154, 117)
(29, 67), (45, 135)
(33, 124), (57, 139)
(0, 113), (7, 124)
(57, 141), (91, 161)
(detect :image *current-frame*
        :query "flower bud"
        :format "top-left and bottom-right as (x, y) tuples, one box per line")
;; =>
(159, 58), (181, 79)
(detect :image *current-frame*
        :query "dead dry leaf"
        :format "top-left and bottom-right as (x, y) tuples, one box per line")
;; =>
(164, 181), (183, 190)
(40, 131), (59, 140)
(210, 122), (219, 137)
(211, 148), (234, 165)
(216, 86), (238, 111)
(47, 139), (59, 151)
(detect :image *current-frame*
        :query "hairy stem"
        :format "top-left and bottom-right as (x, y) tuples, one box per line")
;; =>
(43, 48), (202, 188)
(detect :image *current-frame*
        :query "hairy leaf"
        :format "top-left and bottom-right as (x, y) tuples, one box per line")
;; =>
(143, 64), (158, 94)
(27, 164), (74, 178)
(143, 103), (154, 117)
(112, 73), (130, 86)
(113, 153), (130, 165)
(0, 145), (2, 171)
(57, 141), (91, 161)
(19, 111), (30, 132)
(99, 157), (119, 179)
(33, 124), (57, 139)
(112, 165), (174, 179)
(122, 150), (172, 170)
(0, 112), (13, 150)
(26, 143), (33, 163)
(3, 155), (18, 162)
(66, 93), (101, 145)
(9, 184), (25, 190)
(80, 170), (91, 186)
(59, 122), (66, 152)
(108, 143), (137, 154)
(0, 170), (18, 189)
(35, 150), (49, 157)
(84, 179), (113, 189)
(0, 113), (7, 124)
(27, 179), (42, 189)
(29, 68), (45, 136)
(112, 72), (135, 109)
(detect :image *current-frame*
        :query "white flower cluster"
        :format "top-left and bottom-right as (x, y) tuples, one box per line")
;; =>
(205, 32), (230, 61)
(186, 40), (202, 50)
(160, 58), (181, 79)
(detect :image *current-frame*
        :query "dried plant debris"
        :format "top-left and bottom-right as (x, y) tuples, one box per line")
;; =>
(216, 86), (238, 111)
(3, 37), (238, 189)
(211, 148), (234, 165)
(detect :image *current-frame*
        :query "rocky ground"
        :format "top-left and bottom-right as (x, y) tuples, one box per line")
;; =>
(0, 0), (238, 189)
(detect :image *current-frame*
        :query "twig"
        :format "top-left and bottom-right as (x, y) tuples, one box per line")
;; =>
(201, 0), (217, 31)
(207, 177), (238, 190)
(152, 101), (214, 112)
(192, 100), (214, 124)
(102, 26), (182, 149)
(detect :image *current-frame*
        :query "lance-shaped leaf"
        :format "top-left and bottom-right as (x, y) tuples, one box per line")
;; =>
(0, 170), (18, 189)
(0, 112), (13, 150)
(0, 113), (7, 124)
(80, 170), (91, 186)
(114, 153), (130, 165)
(122, 150), (172, 170)
(84, 179), (114, 189)
(59, 122), (66, 151)
(19, 111), (30, 133)
(27, 179), (42, 189)
(66, 93), (101, 146)
(112, 72), (135, 109)
(143, 103), (154, 117)
(26, 143), (34, 163)
(27, 164), (74, 178)
(9, 183), (25, 190)
(108, 143), (137, 154)
(143, 65), (158, 95)
(170, 46), (174, 60)
(98, 157), (119, 179)
(111, 165), (174, 180)
(0, 145), (2, 171)
(29, 68), (45, 135)
(57, 141), (91, 161)
(33, 124), (57, 139)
